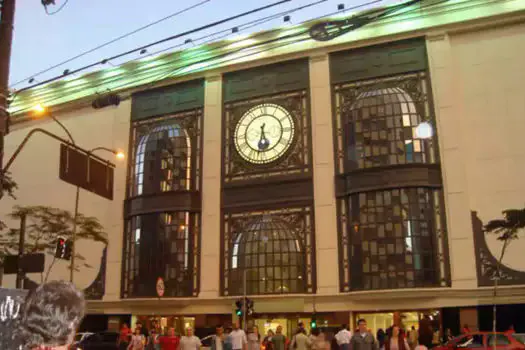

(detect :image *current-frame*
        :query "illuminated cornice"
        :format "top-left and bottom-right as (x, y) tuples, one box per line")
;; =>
(9, 0), (525, 116)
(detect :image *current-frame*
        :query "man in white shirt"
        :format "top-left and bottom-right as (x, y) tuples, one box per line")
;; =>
(335, 324), (353, 350)
(229, 321), (247, 350)
(179, 327), (202, 350)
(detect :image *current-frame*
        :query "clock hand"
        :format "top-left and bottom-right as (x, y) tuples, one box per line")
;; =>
(258, 123), (270, 151)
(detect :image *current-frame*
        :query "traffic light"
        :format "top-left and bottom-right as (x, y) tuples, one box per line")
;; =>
(235, 299), (243, 317)
(310, 314), (317, 329)
(246, 298), (254, 316)
(55, 238), (72, 260)
(55, 237), (66, 259)
(64, 239), (73, 260)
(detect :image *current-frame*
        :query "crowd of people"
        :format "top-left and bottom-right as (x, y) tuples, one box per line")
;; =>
(119, 321), (201, 350)
(3, 280), (505, 350)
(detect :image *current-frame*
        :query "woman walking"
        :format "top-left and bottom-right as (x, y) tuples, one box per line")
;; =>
(248, 326), (262, 350)
(129, 328), (146, 350)
(384, 325), (409, 350)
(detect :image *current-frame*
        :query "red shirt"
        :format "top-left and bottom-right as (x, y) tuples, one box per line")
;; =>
(120, 327), (131, 342)
(159, 336), (180, 350)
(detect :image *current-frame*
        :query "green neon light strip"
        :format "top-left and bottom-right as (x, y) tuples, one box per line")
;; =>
(10, 0), (524, 115)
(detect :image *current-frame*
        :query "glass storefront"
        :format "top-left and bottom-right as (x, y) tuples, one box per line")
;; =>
(132, 315), (195, 336)
(354, 310), (441, 336)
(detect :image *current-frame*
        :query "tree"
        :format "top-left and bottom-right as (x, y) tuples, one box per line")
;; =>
(484, 208), (525, 342)
(1, 205), (108, 283)
(0, 171), (18, 229)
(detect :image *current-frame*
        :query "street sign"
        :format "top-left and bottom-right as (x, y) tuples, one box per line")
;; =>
(156, 277), (165, 298)
(59, 144), (115, 200)
(3, 254), (45, 274)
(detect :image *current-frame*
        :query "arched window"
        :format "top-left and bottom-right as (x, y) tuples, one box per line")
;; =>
(340, 84), (435, 171)
(123, 211), (198, 298)
(123, 109), (202, 298)
(335, 73), (449, 292)
(133, 123), (191, 196)
(224, 210), (315, 296)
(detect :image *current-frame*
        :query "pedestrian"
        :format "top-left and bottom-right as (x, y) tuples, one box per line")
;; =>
(407, 327), (417, 350)
(248, 326), (262, 350)
(271, 326), (287, 350)
(225, 326), (234, 350)
(335, 324), (352, 350)
(179, 327), (202, 350)
(15, 280), (86, 350)
(376, 329), (386, 350)
(444, 329), (453, 343)
(418, 317), (432, 349)
(313, 331), (331, 350)
(349, 319), (378, 350)
(120, 323), (133, 350)
(229, 322), (248, 350)
(212, 325), (228, 350)
(384, 325), (409, 350)
(310, 328), (320, 349)
(129, 328), (146, 350)
(159, 327), (179, 350)
(291, 328), (312, 350)
(147, 329), (161, 350)
(137, 321), (150, 345)
(264, 330), (276, 350)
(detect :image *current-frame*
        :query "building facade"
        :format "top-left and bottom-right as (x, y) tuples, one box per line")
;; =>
(1, 0), (525, 335)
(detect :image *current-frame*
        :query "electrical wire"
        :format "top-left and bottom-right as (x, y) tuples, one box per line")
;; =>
(14, 0), (436, 113)
(12, 0), (212, 88)
(143, 0), (329, 59)
(15, 0), (292, 94)
(44, 0), (70, 15)
(15, 28), (313, 115)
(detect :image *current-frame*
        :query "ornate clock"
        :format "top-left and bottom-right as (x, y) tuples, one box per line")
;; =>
(233, 103), (295, 165)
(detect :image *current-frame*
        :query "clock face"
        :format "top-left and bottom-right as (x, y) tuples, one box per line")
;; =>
(234, 103), (295, 164)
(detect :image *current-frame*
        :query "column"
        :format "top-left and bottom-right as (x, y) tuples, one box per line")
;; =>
(200, 74), (223, 298)
(426, 33), (477, 289)
(309, 54), (339, 295)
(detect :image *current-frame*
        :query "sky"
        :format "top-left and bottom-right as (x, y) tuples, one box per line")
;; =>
(9, 0), (399, 90)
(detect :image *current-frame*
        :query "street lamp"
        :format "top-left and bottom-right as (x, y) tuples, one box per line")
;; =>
(31, 104), (125, 283)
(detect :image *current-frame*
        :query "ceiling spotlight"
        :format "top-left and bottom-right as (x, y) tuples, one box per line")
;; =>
(338, 4), (345, 10)
(140, 49), (147, 55)
(232, 27), (239, 33)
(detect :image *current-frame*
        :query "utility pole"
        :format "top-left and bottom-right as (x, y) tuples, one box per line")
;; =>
(0, 0), (16, 184)
(243, 269), (247, 331)
(15, 211), (26, 289)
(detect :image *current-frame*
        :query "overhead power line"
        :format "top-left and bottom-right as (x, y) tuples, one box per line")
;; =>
(43, 0), (70, 15)
(12, 0), (212, 88)
(14, 0), (388, 113)
(16, 0), (292, 94)
(143, 0), (329, 59)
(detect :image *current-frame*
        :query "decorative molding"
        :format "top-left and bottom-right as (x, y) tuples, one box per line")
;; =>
(426, 32), (448, 42)
(205, 74), (222, 83)
(471, 211), (525, 287)
(84, 246), (107, 300)
(310, 54), (329, 63)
